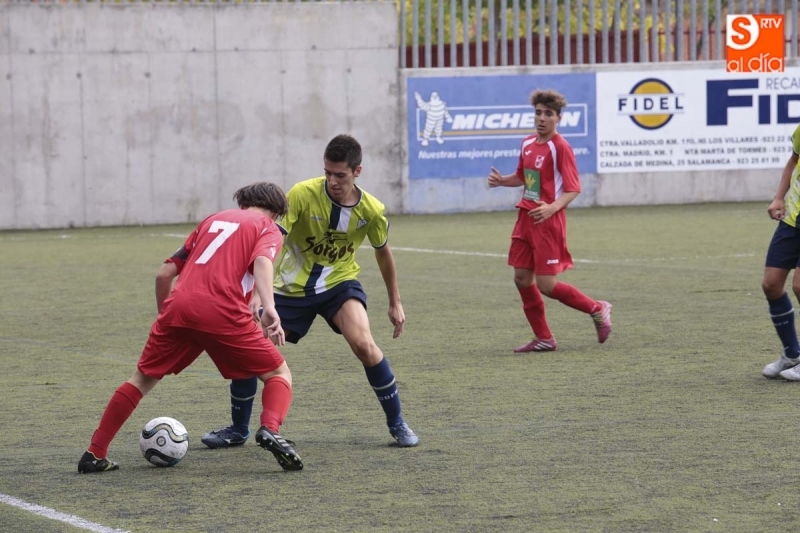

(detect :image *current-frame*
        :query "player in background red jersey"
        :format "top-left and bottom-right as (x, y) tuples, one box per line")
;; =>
(77, 182), (303, 473)
(488, 89), (612, 353)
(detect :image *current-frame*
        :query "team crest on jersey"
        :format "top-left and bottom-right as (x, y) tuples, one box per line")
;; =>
(356, 219), (369, 230)
(534, 155), (545, 168)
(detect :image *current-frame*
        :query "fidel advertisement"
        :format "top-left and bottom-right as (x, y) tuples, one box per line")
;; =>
(596, 69), (800, 173)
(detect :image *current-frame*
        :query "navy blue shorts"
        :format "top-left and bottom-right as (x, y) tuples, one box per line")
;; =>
(275, 280), (367, 344)
(766, 221), (800, 270)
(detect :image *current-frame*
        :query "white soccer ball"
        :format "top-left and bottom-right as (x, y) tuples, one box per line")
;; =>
(139, 417), (189, 467)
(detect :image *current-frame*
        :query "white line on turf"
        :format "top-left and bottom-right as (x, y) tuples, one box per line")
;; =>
(392, 246), (506, 258)
(0, 233), (756, 264)
(390, 246), (755, 263)
(0, 494), (129, 533)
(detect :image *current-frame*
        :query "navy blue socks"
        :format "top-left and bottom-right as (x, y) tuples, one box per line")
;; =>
(230, 377), (258, 433)
(769, 293), (800, 358)
(365, 357), (403, 428)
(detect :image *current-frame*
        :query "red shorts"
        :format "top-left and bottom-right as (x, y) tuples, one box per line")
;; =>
(508, 209), (573, 275)
(137, 320), (285, 380)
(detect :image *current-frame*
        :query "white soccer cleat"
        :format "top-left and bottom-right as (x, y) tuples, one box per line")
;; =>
(780, 365), (800, 381)
(763, 354), (800, 378)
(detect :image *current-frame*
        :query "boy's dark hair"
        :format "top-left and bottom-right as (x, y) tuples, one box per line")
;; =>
(233, 182), (288, 217)
(324, 134), (362, 171)
(530, 89), (568, 115)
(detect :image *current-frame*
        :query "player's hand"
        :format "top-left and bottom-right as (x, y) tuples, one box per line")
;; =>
(389, 302), (405, 339)
(528, 200), (557, 223)
(487, 167), (503, 189)
(259, 305), (285, 346)
(249, 295), (263, 323)
(268, 326), (285, 347)
(768, 198), (786, 221)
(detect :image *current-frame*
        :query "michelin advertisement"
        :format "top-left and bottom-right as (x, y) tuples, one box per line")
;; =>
(406, 73), (597, 180)
(406, 68), (800, 178)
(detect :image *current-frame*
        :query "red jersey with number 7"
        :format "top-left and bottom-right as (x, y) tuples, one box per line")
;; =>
(158, 208), (283, 334)
(514, 133), (581, 212)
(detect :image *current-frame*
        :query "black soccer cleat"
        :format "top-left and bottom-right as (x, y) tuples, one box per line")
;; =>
(200, 426), (251, 449)
(77, 451), (119, 474)
(255, 426), (303, 471)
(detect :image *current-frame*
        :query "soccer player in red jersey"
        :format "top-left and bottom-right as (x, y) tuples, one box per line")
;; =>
(77, 182), (303, 473)
(488, 89), (612, 352)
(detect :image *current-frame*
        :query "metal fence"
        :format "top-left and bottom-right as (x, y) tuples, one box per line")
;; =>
(9, 0), (799, 68)
(400, 0), (800, 67)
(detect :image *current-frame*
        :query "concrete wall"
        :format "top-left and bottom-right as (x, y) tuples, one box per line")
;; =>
(402, 60), (797, 213)
(0, 2), (401, 229)
(1, 3), (788, 229)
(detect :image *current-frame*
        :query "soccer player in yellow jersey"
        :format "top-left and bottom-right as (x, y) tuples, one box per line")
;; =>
(202, 134), (419, 447)
(762, 124), (800, 380)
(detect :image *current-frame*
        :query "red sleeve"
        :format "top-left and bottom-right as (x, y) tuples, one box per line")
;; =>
(248, 221), (283, 269)
(556, 138), (581, 193)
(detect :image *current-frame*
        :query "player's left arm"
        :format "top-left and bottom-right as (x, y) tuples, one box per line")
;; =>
(529, 141), (582, 223)
(768, 125), (800, 219)
(253, 255), (284, 346)
(250, 224), (285, 343)
(374, 244), (405, 339)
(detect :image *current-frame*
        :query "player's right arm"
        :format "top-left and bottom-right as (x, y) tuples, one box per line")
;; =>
(254, 255), (284, 346)
(155, 262), (178, 312)
(487, 166), (523, 188)
(769, 133), (800, 220)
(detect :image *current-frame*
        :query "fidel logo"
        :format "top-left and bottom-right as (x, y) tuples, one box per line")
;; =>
(617, 78), (684, 130)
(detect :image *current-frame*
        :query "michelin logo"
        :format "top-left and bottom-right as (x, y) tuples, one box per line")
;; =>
(414, 90), (587, 144)
(414, 92), (454, 146)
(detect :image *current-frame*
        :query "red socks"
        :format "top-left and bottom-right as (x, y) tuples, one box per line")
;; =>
(88, 382), (143, 458)
(259, 376), (292, 432)
(518, 282), (599, 341)
(548, 282), (598, 314)
(518, 285), (553, 340)
(87, 376), (292, 457)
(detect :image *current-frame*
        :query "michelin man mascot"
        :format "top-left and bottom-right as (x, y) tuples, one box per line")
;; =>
(414, 91), (453, 146)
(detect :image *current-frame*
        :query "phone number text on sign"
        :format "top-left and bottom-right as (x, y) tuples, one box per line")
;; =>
(598, 135), (785, 171)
